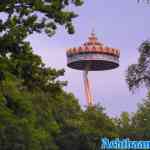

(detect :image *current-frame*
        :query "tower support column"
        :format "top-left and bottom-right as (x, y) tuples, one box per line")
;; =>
(83, 70), (93, 106)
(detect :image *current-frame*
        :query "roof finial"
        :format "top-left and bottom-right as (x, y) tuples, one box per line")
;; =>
(91, 28), (95, 37)
(91, 28), (95, 36)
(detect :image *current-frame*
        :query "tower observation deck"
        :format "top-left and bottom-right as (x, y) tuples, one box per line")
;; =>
(66, 32), (120, 106)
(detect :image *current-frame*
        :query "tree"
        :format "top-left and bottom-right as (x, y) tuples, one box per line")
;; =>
(55, 104), (118, 150)
(126, 40), (150, 91)
(0, 1), (123, 149)
(0, 1), (85, 149)
(115, 112), (134, 138)
(0, 71), (82, 150)
(130, 92), (150, 139)
(0, 0), (83, 40)
(78, 105), (118, 150)
(0, 0), (83, 90)
(0, 74), (60, 150)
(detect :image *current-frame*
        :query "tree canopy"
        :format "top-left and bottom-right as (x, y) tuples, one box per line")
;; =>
(0, 1), (120, 150)
(0, 0), (84, 91)
(126, 40), (150, 91)
(0, 1), (150, 149)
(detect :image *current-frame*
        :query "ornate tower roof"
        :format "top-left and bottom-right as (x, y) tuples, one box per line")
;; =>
(67, 32), (120, 57)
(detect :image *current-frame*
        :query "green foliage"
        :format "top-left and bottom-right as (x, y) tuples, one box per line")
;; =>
(55, 104), (117, 150)
(0, 75), (59, 150)
(0, 0), (82, 91)
(130, 92), (150, 139)
(120, 40), (150, 140)
(115, 112), (134, 138)
(2, 0), (148, 149)
(126, 40), (150, 91)
(0, 71), (117, 149)
(79, 105), (118, 150)
(0, 0), (83, 56)
(115, 93), (150, 140)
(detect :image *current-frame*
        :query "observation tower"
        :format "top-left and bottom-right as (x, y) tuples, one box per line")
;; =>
(66, 32), (120, 106)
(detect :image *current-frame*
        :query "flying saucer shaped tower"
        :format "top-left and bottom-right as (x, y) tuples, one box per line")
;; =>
(66, 32), (120, 106)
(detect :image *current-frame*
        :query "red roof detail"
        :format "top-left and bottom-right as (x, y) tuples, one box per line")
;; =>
(73, 48), (76, 53)
(108, 48), (113, 54)
(78, 47), (82, 52)
(95, 46), (99, 52)
(67, 32), (120, 57)
(100, 47), (104, 52)
(85, 46), (89, 51)
(103, 47), (107, 53)
(92, 46), (96, 51)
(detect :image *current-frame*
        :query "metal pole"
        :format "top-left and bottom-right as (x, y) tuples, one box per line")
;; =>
(83, 70), (93, 106)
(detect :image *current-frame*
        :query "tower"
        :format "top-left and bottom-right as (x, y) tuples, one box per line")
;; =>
(66, 32), (120, 106)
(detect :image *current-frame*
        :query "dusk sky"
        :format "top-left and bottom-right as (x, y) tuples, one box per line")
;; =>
(27, 0), (149, 117)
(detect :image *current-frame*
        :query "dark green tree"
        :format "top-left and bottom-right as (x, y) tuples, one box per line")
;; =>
(0, 74), (60, 150)
(115, 112), (134, 138)
(78, 105), (118, 150)
(126, 40), (150, 91)
(55, 104), (118, 150)
(0, 0), (83, 90)
(130, 92), (150, 139)
(0, 1), (84, 149)
(0, 1), (120, 150)
(126, 40), (150, 139)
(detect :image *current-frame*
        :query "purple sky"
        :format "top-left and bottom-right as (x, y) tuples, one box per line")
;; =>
(27, 0), (149, 117)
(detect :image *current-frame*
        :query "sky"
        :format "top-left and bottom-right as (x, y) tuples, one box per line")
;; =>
(27, 0), (150, 117)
